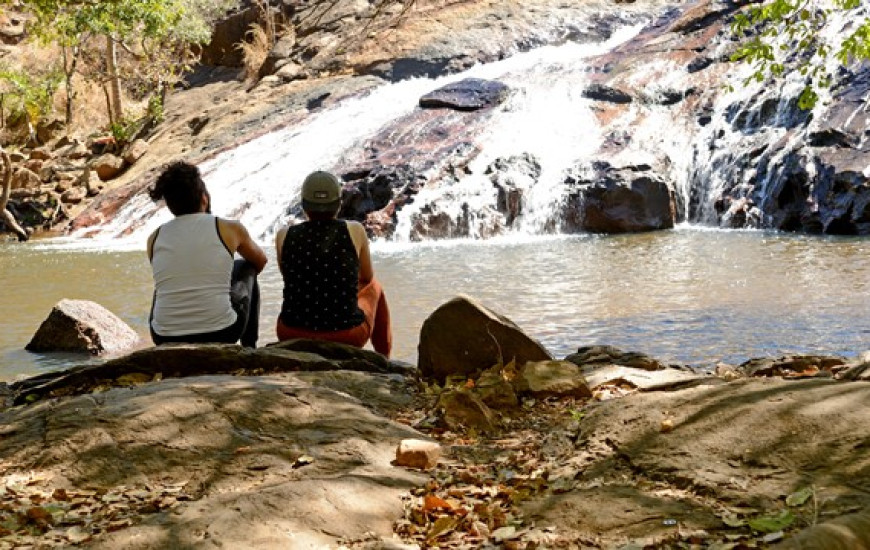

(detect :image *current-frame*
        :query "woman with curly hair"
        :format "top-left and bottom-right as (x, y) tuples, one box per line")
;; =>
(147, 161), (267, 348)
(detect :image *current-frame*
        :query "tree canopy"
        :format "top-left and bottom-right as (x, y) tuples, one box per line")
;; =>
(731, 0), (870, 109)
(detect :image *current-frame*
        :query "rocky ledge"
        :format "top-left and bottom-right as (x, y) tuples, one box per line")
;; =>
(3, 295), (870, 548)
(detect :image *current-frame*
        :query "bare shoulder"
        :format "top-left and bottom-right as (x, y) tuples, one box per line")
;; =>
(345, 220), (367, 237)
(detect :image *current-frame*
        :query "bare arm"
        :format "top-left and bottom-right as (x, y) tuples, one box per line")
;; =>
(146, 229), (158, 263)
(274, 226), (288, 276)
(348, 221), (374, 283)
(218, 219), (268, 273)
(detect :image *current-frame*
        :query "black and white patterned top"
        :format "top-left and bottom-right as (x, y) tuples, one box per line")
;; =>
(279, 219), (365, 331)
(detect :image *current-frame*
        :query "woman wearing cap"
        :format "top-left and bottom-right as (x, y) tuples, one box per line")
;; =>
(274, 170), (392, 357)
(147, 161), (268, 348)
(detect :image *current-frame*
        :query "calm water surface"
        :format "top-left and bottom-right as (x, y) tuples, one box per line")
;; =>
(2, 227), (869, 382)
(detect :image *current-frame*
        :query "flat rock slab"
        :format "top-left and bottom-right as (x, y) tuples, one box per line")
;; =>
(522, 378), (870, 545)
(419, 78), (510, 111)
(7, 341), (414, 407)
(0, 371), (426, 549)
(583, 364), (715, 391)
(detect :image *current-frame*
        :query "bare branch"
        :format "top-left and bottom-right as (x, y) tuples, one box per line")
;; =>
(0, 148), (29, 241)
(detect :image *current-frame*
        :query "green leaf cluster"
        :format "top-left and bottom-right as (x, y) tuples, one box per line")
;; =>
(0, 66), (62, 126)
(730, 0), (870, 109)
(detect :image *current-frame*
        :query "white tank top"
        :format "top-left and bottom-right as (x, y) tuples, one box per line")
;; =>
(150, 213), (237, 336)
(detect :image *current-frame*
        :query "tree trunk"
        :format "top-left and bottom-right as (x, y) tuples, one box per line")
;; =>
(106, 35), (123, 123)
(0, 148), (29, 241)
(62, 45), (80, 126)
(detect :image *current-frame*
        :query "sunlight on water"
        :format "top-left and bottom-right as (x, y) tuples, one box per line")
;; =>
(3, 229), (870, 382)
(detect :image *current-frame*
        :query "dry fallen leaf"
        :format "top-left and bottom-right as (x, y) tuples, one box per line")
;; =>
(423, 495), (453, 513)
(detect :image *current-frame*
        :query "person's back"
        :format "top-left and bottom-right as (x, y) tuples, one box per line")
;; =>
(275, 170), (391, 356)
(150, 213), (236, 336)
(279, 218), (365, 331)
(147, 161), (267, 348)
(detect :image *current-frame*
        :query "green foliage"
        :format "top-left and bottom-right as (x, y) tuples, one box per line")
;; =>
(747, 508), (796, 532)
(0, 66), (63, 126)
(731, 0), (870, 109)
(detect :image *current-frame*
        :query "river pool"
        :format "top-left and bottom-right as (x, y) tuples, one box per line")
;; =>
(2, 226), (869, 382)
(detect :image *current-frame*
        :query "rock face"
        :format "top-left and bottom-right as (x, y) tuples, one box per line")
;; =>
(11, 340), (415, 406)
(563, 159), (676, 233)
(417, 295), (553, 382)
(0, 371), (425, 548)
(25, 299), (140, 356)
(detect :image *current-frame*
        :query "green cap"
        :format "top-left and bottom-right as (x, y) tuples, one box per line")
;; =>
(301, 170), (341, 212)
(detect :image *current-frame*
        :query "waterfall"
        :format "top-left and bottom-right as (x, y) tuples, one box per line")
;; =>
(83, 24), (646, 245)
(78, 0), (870, 245)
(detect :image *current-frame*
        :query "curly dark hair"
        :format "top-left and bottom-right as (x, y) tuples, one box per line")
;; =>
(149, 161), (208, 216)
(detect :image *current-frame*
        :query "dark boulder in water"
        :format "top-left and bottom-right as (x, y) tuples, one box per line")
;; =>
(563, 157), (676, 234)
(419, 78), (510, 111)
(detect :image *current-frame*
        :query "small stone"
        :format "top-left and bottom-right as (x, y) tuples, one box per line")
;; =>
(91, 153), (125, 181)
(395, 439), (441, 470)
(122, 139), (149, 165)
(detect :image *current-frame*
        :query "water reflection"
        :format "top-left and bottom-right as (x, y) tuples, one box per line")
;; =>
(2, 228), (869, 381)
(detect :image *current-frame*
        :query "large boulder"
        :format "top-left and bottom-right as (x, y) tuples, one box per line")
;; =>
(417, 295), (552, 382)
(25, 299), (140, 355)
(563, 158), (676, 233)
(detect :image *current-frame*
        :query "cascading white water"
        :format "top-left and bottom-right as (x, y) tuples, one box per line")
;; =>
(79, 0), (870, 245)
(84, 24), (647, 245)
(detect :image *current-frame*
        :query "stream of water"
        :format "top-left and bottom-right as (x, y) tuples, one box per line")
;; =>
(3, 227), (869, 382)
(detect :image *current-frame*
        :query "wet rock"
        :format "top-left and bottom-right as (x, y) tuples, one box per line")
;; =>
(91, 154), (125, 181)
(419, 78), (510, 111)
(437, 389), (498, 433)
(565, 344), (666, 371)
(737, 354), (847, 378)
(409, 200), (504, 241)
(418, 295), (553, 382)
(25, 299), (140, 356)
(121, 139), (149, 165)
(487, 153), (541, 227)
(563, 157), (676, 233)
(582, 83), (633, 104)
(335, 106), (491, 236)
(395, 439), (441, 470)
(515, 360), (592, 398)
